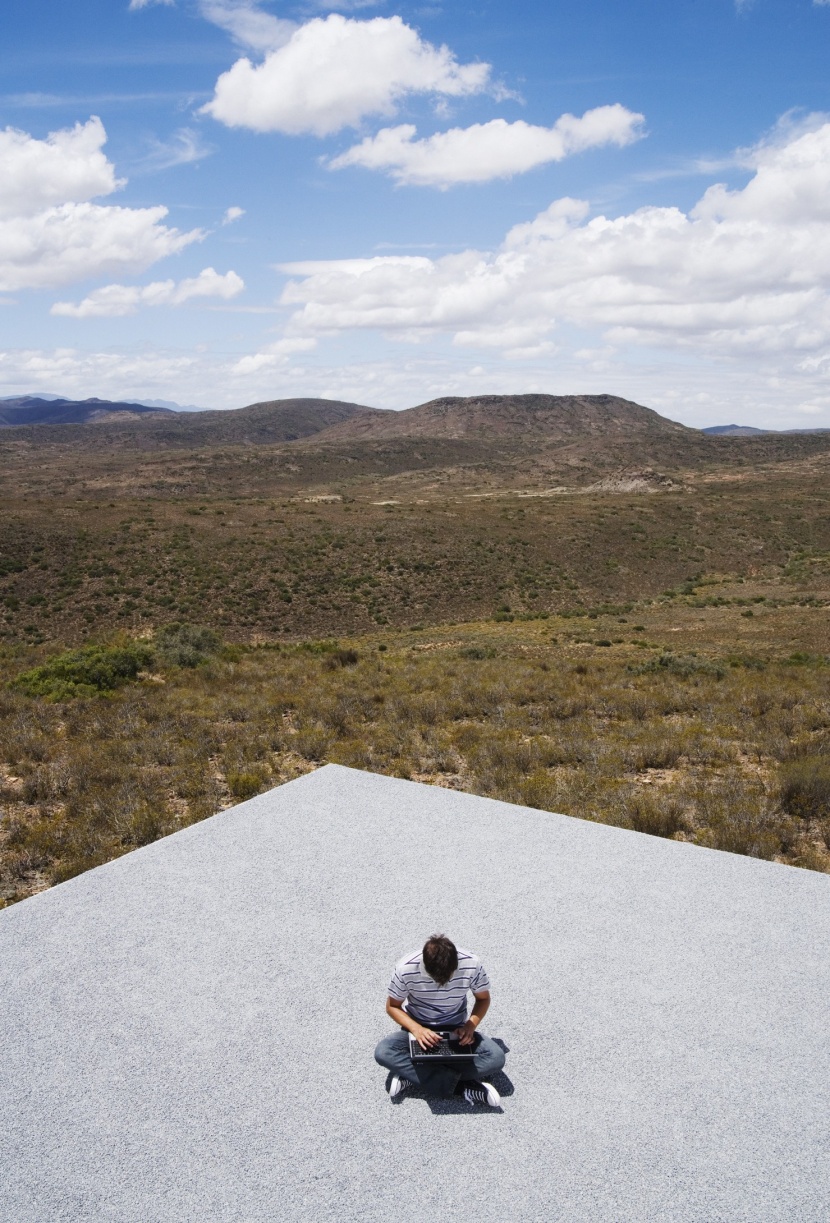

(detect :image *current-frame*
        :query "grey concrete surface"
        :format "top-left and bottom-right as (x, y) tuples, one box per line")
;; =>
(2, 764), (830, 1222)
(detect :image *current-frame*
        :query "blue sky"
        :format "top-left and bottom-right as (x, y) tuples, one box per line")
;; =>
(2, 0), (830, 425)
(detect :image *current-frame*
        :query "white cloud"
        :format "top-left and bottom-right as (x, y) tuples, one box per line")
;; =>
(230, 336), (317, 374)
(51, 267), (244, 317)
(129, 0), (294, 48)
(222, 205), (245, 224)
(328, 105), (645, 187)
(198, 0), (295, 52)
(136, 127), (213, 172)
(0, 117), (121, 219)
(2, 338), (830, 428)
(278, 120), (830, 366)
(201, 14), (490, 136)
(0, 204), (200, 293)
(0, 346), (201, 402)
(0, 118), (202, 292)
(313, 0), (383, 8)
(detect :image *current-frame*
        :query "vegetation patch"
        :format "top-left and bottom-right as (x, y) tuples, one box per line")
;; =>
(11, 642), (153, 701)
(154, 623), (220, 668)
(2, 611), (830, 906)
(631, 652), (726, 679)
(779, 757), (830, 820)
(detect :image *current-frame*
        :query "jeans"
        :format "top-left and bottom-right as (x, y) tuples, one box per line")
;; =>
(374, 1029), (506, 1098)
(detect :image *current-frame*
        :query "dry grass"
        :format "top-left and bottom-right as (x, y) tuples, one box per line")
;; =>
(2, 428), (829, 903)
(1, 464), (829, 649)
(2, 608), (829, 905)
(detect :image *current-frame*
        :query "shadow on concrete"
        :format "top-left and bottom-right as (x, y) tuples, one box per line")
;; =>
(425, 1069), (515, 1116)
(384, 1039), (515, 1115)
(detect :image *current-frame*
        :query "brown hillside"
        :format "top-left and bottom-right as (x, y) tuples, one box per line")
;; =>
(314, 393), (693, 443)
(0, 397), (383, 451)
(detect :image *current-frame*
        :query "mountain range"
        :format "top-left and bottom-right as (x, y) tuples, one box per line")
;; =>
(3, 392), (829, 440)
(4, 392), (830, 508)
(0, 396), (175, 427)
(0, 395), (377, 441)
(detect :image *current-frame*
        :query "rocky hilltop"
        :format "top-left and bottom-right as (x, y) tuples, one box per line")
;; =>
(315, 393), (691, 443)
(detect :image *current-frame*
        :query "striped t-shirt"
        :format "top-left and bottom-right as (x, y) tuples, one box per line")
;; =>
(388, 947), (490, 1029)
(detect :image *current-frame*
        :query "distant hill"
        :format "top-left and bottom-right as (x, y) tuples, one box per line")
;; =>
(134, 398), (212, 413)
(703, 425), (767, 436)
(315, 393), (693, 444)
(703, 424), (830, 436)
(0, 397), (384, 447)
(0, 397), (174, 427)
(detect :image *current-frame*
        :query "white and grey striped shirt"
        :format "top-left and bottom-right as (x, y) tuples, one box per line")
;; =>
(388, 947), (490, 1029)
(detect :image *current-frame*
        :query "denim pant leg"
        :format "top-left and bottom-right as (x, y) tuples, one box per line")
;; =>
(374, 1031), (460, 1098)
(456, 1034), (506, 1082)
(374, 1031), (506, 1098)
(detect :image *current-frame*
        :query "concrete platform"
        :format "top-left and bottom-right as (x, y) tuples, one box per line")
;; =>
(2, 763), (830, 1222)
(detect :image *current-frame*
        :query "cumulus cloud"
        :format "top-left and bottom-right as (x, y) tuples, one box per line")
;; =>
(0, 117), (121, 218)
(278, 121), (830, 363)
(328, 105), (645, 187)
(51, 267), (244, 317)
(0, 117), (202, 292)
(129, 0), (174, 9)
(222, 205), (245, 224)
(201, 14), (490, 136)
(230, 336), (317, 374)
(0, 204), (201, 293)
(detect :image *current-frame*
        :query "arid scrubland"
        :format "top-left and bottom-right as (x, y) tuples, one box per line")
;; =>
(1, 583), (828, 906)
(2, 399), (829, 904)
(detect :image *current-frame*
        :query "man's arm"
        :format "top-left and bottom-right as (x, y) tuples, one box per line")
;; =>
(455, 990), (490, 1046)
(385, 996), (442, 1049)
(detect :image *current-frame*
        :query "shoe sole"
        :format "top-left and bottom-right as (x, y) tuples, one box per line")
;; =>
(464, 1081), (501, 1107)
(482, 1082), (501, 1107)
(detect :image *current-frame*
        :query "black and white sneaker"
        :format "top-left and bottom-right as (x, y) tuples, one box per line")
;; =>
(389, 1074), (414, 1099)
(462, 1080), (501, 1108)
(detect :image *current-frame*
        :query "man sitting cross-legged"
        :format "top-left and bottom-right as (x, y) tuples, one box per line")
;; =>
(374, 933), (506, 1107)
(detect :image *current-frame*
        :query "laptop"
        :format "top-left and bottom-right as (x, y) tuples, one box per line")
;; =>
(408, 1031), (479, 1061)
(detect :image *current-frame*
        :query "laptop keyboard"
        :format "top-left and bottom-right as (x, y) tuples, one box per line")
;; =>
(418, 1039), (454, 1056)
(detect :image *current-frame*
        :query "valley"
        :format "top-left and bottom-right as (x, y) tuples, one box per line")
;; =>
(1, 393), (828, 904)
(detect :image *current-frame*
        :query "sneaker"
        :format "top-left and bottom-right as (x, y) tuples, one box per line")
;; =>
(389, 1074), (414, 1099)
(462, 1080), (501, 1108)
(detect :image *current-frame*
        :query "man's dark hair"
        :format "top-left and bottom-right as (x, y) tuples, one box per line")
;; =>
(422, 934), (458, 986)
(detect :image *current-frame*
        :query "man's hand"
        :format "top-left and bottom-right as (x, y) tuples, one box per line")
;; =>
(413, 1024), (442, 1050)
(455, 1020), (477, 1046)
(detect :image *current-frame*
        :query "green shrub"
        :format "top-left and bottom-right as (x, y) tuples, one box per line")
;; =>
(226, 771), (267, 801)
(322, 648), (359, 670)
(12, 643), (153, 701)
(779, 757), (830, 820)
(624, 794), (687, 839)
(293, 722), (333, 761)
(631, 652), (725, 679)
(694, 779), (782, 860)
(154, 623), (220, 668)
